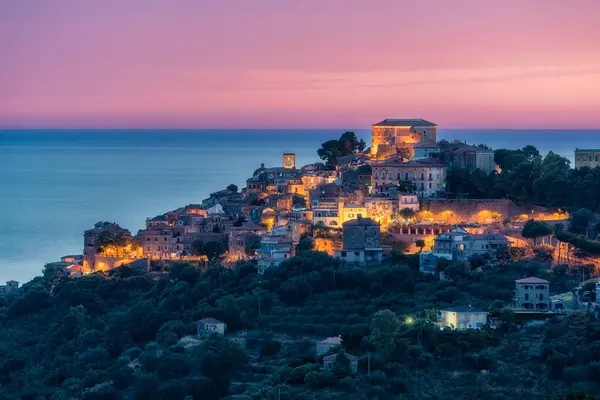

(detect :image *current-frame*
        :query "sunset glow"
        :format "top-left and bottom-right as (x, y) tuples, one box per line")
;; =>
(1, 0), (600, 128)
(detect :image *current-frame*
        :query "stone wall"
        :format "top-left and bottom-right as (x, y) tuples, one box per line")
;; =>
(420, 199), (519, 223)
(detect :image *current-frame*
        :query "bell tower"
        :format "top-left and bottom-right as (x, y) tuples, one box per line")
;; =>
(283, 153), (295, 169)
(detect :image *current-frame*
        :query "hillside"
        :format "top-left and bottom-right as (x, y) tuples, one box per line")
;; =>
(0, 252), (597, 399)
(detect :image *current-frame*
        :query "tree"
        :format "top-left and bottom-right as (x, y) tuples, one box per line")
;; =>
(191, 240), (226, 261)
(398, 180), (413, 193)
(226, 184), (238, 193)
(296, 236), (314, 253)
(415, 239), (426, 253)
(317, 132), (365, 167)
(244, 234), (261, 256)
(233, 216), (246, 227)
(369, 309), (401, 360)
(569, 208), (595, 235)
(317, 140), (342, 167)
(521, 220), (553, 245)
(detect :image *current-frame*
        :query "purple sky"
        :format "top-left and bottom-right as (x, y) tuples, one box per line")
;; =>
(1, 0), (600, 128)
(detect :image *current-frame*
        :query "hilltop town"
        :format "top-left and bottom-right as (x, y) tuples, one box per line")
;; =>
(44, 119), (596, 282)
(4, 120), (600, 399)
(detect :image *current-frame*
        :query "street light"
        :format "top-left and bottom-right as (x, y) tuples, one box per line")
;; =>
(405, 316), (414, 325)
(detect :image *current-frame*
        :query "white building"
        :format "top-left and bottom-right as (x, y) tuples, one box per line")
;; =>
(197, 318), (227, 338)
(439, 306), (488, 330)
(412, 142), (441, 160)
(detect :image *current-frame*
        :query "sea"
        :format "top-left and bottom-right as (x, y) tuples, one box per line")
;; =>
(1, 129), (599, 283)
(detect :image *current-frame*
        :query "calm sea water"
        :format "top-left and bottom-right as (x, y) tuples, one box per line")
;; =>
(1, 129), (598, 283)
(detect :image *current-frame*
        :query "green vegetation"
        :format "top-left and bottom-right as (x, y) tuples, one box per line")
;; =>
(1, 251), (599, 399)
(317, 132), (366, 167)
(445, 146), (600, 212)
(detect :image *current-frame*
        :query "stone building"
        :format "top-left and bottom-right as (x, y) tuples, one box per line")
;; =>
(575, 148), (600, 169)
(137, 224), (174, 259)
(371, 119), (437, 160)
(371, 157), (447, 198)
(448, 145), (495, 173)
(283, 153), (296, 169)
(515, 277), (550, 310)
(334, 216), (382, 265)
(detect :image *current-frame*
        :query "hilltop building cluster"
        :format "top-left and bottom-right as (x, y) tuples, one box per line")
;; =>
(45, 118), (568, 281)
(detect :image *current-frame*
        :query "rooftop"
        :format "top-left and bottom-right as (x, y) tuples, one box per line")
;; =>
(515, 277), (550, 284)
(374, 157), (447, 168)
(343, 216), (379, 227)
(372, 119), (437, 127)
(575, 148), (600, 152)
(318, 336), (342, 345)
(414, 141), (441, 149)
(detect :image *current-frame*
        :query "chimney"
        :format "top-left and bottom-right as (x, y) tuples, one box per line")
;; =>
(261, 163), (265, 168)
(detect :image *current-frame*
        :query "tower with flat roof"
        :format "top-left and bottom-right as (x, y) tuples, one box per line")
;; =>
(283, 153), (295, 169)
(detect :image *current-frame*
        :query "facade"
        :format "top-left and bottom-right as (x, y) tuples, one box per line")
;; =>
(433, 228), (508, 261)
(256, 236), (293, 272)
(197, 318), (227, 338)
(439, 306), (488, 330)
(312, 206), (340, 228)
(575, 149), (600, 169)
(334, 216), (383, 265)
(323, 353), (359, 374)
(413, 142), (441, 160)
(290, 220), (313, 243)
(137, 224), (174, 259)
(515, 277), (550, 310)
(399, 193), (420, 212)
(83, 222), (134, 271)
(341, 203), (367, 224)
(419, 252), (452, 274)
(283, 153), (296, 169)
(316, 336), (342, 356)
(371, 119), (438, 160)
(448, 145), (495, 173)
(372, 158), (447, 198)
(0, 280), (19, 295)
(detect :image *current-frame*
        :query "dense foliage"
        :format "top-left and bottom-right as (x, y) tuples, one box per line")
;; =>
(317, 132), (366, 167)
(1, 251), (598, 399)
(445, 146), (600, 212)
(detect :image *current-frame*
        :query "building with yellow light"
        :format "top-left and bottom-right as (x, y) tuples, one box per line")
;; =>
(372, 157), (447, 198)
(371, 119), (437, 160)
(439, 306), (488, 330)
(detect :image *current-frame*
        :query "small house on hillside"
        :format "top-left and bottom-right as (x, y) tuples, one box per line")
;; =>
(197, 318), (227, 338)
(515, 277), (550, 310)
(323, 353), (359, 374)
(439, 306), (488, 330)
(316, 336), (342, 356)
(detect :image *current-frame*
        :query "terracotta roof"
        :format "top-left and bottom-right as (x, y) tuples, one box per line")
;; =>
(372, 119), (437, 127)
(515, 277), (550, 284)
(318, 336), (342, 345)
(414, 141), (440, 149)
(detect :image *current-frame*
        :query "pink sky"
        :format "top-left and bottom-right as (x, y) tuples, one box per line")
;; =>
(1, 0), (600, 129)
